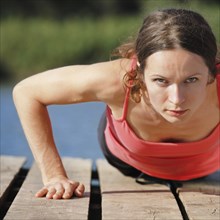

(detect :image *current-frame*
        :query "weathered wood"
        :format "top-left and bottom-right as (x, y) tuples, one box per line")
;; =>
(4, 157), (92, 220)
(177, 170), (220, 220)
(97, 159), (182, 220)
(0, 156), (26, 205)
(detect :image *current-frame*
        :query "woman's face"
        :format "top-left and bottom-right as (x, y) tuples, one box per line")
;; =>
(144, 48), (210, 124)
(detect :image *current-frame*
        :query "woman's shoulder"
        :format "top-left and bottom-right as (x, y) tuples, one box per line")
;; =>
(87, 58), (132, 104)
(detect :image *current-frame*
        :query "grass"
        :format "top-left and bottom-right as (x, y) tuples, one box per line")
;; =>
(1, 0), (219, 82)
(1, 16), (140, 81)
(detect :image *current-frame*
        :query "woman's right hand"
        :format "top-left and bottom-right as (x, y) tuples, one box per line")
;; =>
(35, 176), (85, 199)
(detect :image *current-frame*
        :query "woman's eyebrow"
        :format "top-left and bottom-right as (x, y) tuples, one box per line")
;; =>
(149, 73), (203, 77)
(184, 73), (204, 78)
(149, 74), (166, 77)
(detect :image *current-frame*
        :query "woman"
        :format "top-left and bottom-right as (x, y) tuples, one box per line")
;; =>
(13, 8), (220, 200)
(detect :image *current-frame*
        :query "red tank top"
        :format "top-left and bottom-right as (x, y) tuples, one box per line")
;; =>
(104, 62), (220, 180)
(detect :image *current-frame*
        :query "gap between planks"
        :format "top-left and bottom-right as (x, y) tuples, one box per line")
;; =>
(4, 157), (92, 220)
(96, 159), (183, 220)
(0, 156), (26, 203)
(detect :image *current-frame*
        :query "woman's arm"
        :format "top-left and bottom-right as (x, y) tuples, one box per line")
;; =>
(12, 60), (126, 199)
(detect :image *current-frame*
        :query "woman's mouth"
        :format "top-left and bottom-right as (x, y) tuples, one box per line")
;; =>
(166, 109), (188, 117)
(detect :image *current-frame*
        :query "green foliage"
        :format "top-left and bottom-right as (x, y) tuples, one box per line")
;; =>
(1, 0), (219, 82)
(1, 16), (140, 81)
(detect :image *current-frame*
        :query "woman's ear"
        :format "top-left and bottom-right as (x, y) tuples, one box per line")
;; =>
(137, 61), (140, 67)
(207, 74), (215, 84)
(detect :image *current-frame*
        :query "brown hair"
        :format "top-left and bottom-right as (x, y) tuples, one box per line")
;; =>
(112, 8), (219, 103)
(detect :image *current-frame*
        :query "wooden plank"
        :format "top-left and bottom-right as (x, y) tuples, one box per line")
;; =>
(177, 170), (220, 220)
(4, 157), (92, 220)
(97, 159), (182, 220)
(0, 156), (26, 204)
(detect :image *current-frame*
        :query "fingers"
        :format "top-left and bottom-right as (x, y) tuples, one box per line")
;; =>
(35, 181), (85, 200)
(62, 182), (79, 199)
(46, 187), (56, 199)
(74, 183), (85, 197)
(52, 187), (65, 200)
(35, 187), (48, 198)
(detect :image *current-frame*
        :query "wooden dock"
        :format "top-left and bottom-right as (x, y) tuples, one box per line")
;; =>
(0, 155), (219, 220)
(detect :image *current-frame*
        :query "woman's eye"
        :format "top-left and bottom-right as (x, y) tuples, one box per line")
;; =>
(185, 77), (198, 83)
(153, 78), (168, 85)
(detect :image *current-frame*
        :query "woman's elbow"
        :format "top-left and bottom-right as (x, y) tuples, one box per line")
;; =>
(12, 79), (30, 105)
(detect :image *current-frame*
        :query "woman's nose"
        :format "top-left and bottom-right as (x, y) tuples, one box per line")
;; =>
(168, 84), (185, 105)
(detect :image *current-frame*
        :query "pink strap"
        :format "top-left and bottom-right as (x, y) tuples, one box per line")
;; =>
(121, 57), (137, 120)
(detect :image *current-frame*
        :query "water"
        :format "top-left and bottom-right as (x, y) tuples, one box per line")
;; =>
(0, 85), (105, 168)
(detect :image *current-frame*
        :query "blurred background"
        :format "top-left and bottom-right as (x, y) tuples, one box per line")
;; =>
(1, 0), (219, 168)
